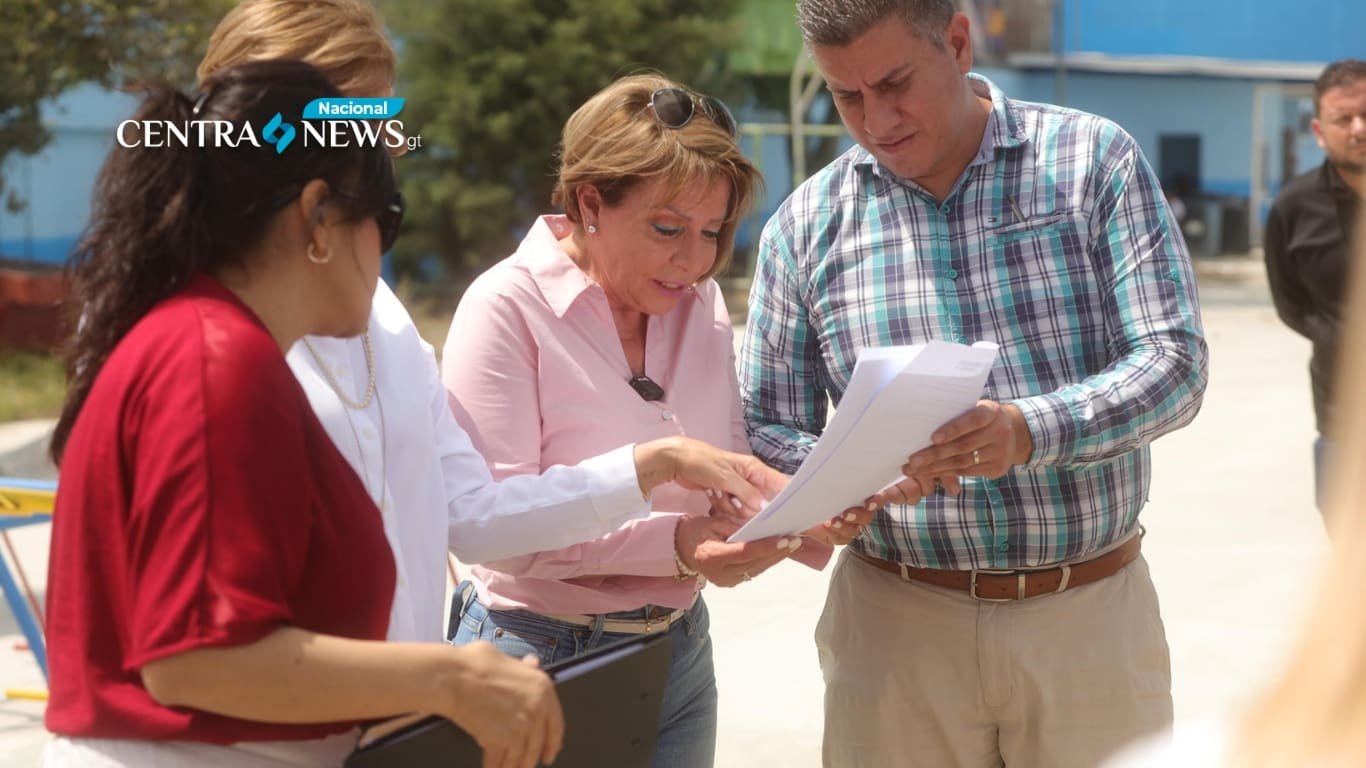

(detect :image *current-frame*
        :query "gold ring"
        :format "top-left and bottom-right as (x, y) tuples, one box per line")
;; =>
(972, 449), (982, 466)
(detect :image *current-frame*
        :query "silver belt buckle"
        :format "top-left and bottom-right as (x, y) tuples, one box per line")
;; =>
(969, 568), (1018, 602)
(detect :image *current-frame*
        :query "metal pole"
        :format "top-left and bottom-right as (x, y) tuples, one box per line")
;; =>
(790, 52), (807, 187)
(1249, 85), (1269, 249)
(0, 523), (48, 680)
(1053, 0), (1067, 106)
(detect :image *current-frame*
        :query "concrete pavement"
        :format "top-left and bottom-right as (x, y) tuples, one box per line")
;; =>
(0, 255), (1331, 766)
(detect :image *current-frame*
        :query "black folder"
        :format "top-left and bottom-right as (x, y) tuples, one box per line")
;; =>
(344, 632), (672, 768)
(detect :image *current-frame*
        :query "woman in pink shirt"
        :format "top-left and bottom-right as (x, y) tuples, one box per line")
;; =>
(441, 74), (878, 767)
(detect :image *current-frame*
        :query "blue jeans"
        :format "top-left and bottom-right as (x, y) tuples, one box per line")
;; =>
(449, 583), (717, 768)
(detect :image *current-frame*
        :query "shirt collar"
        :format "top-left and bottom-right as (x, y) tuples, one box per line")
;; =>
(522, 214), (706, 318)
(860, 73), (1029, 180)
(522, 215), (595, 318)
(968, 73), (1030, 163)
(1318, 160), (1363, 201)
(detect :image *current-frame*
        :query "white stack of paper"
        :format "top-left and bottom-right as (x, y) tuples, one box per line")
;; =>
(729, 340), (999, 543)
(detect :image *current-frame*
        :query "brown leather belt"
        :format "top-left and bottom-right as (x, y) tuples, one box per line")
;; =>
(852, 532), (1142, 601)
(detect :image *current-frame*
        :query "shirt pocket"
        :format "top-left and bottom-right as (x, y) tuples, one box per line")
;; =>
(980, 208), (1105, 389)
(983, 207), (1091, 269)
(986, 210), (1083, 242)
(481, 612), (567, 667)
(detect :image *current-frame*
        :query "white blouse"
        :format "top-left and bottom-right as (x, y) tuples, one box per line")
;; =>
(287, 279), (650, 643)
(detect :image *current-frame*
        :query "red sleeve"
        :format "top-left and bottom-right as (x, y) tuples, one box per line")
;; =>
(122, 309), (313, 669)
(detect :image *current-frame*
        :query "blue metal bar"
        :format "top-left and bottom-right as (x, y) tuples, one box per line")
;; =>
(0, 514), (51, 531)
(0, 478), (57, 492)
(0, 537), (47, 679)
(0, 478), (55, 682)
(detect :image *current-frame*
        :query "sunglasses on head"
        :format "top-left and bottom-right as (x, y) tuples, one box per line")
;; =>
(647, 87), (738, 140)
(336, 190), (405, 253)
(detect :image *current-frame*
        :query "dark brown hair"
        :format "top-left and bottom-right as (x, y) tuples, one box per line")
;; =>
(51, 59), (395, 462)
(1315, 59), (1366, 116)
(796, 0), (955, 48)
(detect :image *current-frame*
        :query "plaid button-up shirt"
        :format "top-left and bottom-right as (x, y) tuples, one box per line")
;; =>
(740, 75), (1208, 570)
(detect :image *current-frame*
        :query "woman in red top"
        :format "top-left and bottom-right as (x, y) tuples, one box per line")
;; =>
(41, 60), (561, 768)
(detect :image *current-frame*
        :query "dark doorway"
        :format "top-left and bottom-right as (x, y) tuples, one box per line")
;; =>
(1159, 134), (1201, 193)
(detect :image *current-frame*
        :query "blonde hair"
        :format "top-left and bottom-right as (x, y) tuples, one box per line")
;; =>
(1233, 207), (1366, 767)
(552, 73), (761, 279)
(198, 0), (395, 96)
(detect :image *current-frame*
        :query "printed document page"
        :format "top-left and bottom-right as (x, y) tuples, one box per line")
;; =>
(729, 341), (998, 543)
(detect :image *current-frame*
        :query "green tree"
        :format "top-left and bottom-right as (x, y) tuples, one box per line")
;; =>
(379, 0), (741, 281)
(1, 0), (232, 210)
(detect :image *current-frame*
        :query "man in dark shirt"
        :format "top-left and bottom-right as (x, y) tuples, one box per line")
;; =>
(1264, 58), (1365, 510)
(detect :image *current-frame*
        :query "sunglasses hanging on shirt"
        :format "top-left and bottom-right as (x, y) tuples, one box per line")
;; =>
(628, 375), (666, 402)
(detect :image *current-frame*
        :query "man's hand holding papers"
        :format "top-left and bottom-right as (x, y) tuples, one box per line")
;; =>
(729, 341), (1000, 544)
(906, 399), (1035, 478)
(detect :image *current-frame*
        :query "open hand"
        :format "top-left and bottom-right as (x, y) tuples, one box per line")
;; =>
(676, 515), (800, 587)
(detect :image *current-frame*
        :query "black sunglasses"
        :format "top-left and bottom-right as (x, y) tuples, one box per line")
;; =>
(375, 191), (405, 254)
(628, 374), (665, 402)
(255, 187), (405, 254)
(648, 87), (738, 140)
(337, 190), (405, 253)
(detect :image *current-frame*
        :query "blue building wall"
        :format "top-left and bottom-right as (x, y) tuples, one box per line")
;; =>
(1008, 71), (1315, 198)
(996, 69), (1327, 238)
(1067, 0), (1366, 63)
(1002, 0), (1357, 242)
(0, 85), (137, 266)
(738, 63), (1321, 245)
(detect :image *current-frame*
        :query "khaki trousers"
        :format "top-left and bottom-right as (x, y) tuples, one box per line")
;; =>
(815, 549), (1172, 768)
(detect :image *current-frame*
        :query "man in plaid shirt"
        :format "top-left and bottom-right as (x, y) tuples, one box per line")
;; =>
(740, 2), (1208, 766)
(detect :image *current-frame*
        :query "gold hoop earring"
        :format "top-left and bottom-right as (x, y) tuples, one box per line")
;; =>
(307, 242), (333, 265)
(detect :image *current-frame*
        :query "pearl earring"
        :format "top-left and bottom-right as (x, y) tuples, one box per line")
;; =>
(586, 224), (598, 235)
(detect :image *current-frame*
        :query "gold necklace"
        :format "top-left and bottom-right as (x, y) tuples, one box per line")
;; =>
(302, 331), (375, 410)
(302, 332), (386, 512)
